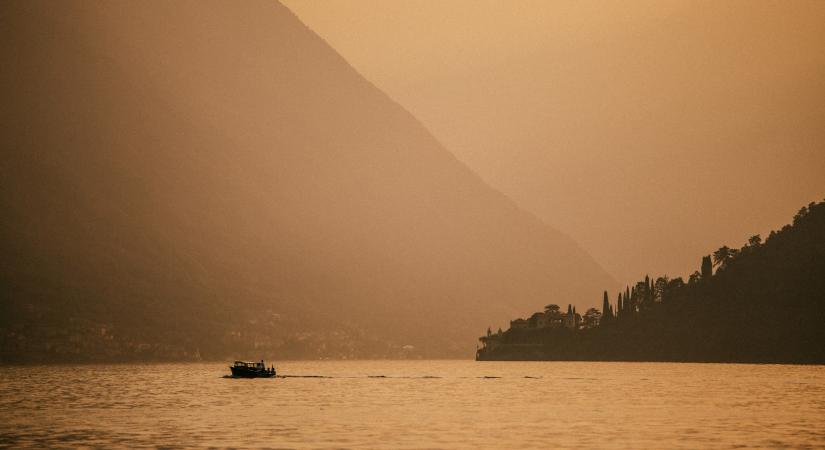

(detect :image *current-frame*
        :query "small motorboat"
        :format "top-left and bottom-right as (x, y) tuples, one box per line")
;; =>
(229, 360), (277, 378)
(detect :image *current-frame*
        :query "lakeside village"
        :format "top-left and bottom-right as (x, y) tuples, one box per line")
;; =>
(477, 303), (584, 356)
(478, 255), (718, 358)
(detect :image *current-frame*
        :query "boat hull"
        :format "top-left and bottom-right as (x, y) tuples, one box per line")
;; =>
(229, 366), (276, 378)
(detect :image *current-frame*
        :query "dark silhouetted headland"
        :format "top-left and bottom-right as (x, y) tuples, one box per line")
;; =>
(477, 200), (825, 364)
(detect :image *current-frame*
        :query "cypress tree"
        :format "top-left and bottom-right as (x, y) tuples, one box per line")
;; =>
(630, 286), (636, 314)
(701, 255), (713, 279)
(644, 275), (652, 308)
(625, 286), (631, 313)
(602, 291), (612, 320)
(617, 292), (623, 318)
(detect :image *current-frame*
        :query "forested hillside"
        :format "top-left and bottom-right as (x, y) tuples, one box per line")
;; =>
(479, 200), (825, 364)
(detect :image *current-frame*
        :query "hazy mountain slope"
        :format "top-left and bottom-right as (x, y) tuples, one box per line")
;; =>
(282, 1), (825, 283)
(0, 0), (615, 360)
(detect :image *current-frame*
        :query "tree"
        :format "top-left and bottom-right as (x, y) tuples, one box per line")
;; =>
(544, 304), (561, 315)
(668, 277), (685, 292)
(641, 275), (654, 310)
(701, 255), (713, 279)
(582, 308), (602, 329)
(625, 286), (631, 313)
(636, 280), (652, 311)
(617, 293), (623, 318)
(653, 276), (670, 303)
(747, 234), (762, 248)
(602, 291), (613, 320)
(793, 206), (809, 224)
(713, 246), (738, 269)
(688, 271), (701, 284)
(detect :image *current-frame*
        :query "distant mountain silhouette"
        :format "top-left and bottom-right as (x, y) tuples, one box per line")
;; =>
(0, 0), (615, 361)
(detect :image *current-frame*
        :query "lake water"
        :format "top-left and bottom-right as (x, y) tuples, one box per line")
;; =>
(1, 361), (824, 448)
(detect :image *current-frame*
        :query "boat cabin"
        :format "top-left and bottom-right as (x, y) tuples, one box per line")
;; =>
(233, 360), (265, 369)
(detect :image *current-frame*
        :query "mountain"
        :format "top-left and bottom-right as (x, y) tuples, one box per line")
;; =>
(0, 0), (616, 362)
(282, 1), (825, 283)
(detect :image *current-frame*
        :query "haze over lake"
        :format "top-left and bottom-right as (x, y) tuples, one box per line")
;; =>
(2, 361), (824, 448)
(2, 0), (824, 447)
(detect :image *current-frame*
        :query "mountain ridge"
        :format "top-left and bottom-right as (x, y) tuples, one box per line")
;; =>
(1, 0), (616, 361)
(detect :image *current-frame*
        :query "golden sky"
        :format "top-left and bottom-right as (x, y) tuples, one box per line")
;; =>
(284, 0), (825, 282)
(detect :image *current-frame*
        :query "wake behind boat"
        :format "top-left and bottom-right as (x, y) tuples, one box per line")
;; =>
(229, 360), (276, 378)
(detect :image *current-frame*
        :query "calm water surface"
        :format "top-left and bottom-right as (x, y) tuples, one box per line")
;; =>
(1, 361), (824, 448)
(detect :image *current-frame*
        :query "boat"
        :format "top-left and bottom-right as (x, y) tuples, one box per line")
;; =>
(229, 360), (277, 378)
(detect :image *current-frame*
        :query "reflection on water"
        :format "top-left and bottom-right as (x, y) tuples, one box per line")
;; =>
(1, 361), (824, 448)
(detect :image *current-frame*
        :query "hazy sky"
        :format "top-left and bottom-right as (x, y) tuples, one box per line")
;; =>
(283, 0), (825, 283)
